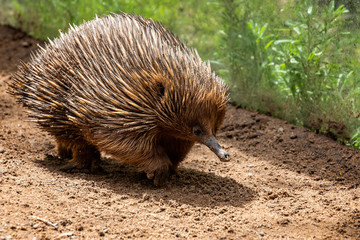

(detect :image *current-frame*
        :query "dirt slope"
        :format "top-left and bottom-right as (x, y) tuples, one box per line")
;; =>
(0, 25), (359, 240)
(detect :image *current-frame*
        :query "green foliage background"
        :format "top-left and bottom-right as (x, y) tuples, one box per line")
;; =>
(1, 0), (360, 148)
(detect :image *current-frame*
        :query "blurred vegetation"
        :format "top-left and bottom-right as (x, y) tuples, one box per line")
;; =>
(218, 0), (360, 147)
(0, 0), (220, 61)
(1, 0), (360, 148)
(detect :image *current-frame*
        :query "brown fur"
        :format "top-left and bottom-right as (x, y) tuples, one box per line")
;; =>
(8, 13), (228, 185)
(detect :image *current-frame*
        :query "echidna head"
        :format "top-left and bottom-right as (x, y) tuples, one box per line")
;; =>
(190, 108), (230, 162)
(152, 47), (230, 161)
(174, 98), (230, 162)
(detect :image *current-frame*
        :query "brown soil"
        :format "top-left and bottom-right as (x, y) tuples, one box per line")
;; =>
(0, 25), (359, 240)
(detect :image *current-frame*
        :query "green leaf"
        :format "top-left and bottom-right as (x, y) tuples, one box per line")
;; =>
(290, 57), (299, 64)
(307, 6), (313, 15)
(308, 52), (315, 61)
(293, 27), (300, 35)
(11, 0), (24, 15)
(264, 40), (274, 50)
(285, 20), (298, 27)
(274, 39), (298, 45)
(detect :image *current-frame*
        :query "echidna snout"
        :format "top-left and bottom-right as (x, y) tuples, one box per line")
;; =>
(204, 136), (230, 162)
(192, 125), (230, 162)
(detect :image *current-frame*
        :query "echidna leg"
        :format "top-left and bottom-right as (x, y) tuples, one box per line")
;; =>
(158, 137), (195, 175)
(145, 146), (173, 186)
(56, 138), (72, 159)
(57, 137), (102, 173)
(71, 142), (101, 173)
(168, 140), (195, 171)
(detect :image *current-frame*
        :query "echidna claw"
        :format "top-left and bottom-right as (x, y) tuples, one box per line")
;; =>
(153, 169), (171, 187)
(146, 172), (154, 180)
(59, 162), (78, 172)
(59, 161), (104, 174)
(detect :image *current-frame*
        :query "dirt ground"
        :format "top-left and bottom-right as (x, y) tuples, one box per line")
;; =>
(0, 25), (359, 240)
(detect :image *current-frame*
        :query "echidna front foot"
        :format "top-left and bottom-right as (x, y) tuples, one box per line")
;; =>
(154, 164), (172, 186)
(145, 147), (174, 186)
(145, 163), (173, 186)
(59, 159), (103, 174)
(59, 161), (82, 172)
(56, 138), (103, 174)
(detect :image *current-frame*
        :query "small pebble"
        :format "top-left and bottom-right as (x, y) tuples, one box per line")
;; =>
(29, 222), (39, 229)
(290, 134), (297, 139)
(0, 235), (12, 240)
(259, 231), (265, 236)
(21, 41), (31, 48)
(58, 232), (73, 238)
(158, 207), (166, 212)
(142, 193), (150, 201)
(0, 146), (4, 153)
(60, 220), (68, 227)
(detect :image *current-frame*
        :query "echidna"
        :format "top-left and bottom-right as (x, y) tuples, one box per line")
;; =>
(9, 13), (230, 185)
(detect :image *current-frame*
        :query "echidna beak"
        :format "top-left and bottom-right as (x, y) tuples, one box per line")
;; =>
(202, 135), (230, 162)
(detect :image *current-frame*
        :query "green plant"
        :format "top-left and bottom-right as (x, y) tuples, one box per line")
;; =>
(271, 1), (360, 142)
(219, 0), (360, 147)
(219, 0), (279, 112)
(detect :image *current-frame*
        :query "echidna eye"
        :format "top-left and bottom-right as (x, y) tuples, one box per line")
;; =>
(193, 126), (202, 136)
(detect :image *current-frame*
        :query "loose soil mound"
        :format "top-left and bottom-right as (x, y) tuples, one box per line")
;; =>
(0, 25), (359, 239)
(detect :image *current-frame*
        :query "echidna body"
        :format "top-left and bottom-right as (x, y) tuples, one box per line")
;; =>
(9, 13), (230, 185)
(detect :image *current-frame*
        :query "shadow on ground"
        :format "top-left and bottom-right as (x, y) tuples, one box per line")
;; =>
(36, 154), (256, 208)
